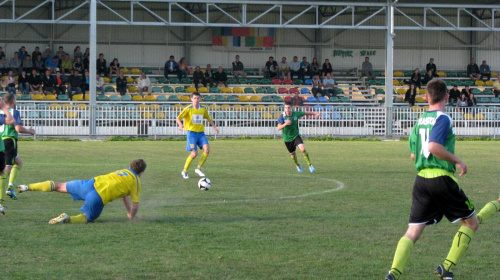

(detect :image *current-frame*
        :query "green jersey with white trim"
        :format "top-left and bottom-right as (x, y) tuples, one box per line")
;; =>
(277, 111), (306, 142)
(409, 110), (456, 173)
(1, 108), (20, 139)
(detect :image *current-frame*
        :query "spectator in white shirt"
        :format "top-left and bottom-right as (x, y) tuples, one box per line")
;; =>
(137, 72), (151, 95)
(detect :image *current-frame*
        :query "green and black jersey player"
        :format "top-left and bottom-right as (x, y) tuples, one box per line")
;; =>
(277, 102), (321, 173)
(385, 79), (478, 280)
(1, 93), (35, 200)
(0, 96), (15, 215)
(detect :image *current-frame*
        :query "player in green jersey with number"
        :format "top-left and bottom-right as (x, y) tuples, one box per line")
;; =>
(385, 79), (478, 280)
(277, 102), (321, 172)
(2, 93), (35, 200)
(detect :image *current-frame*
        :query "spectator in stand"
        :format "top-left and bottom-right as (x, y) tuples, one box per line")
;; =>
(45, 56), (60, 74)
(164, 55), (179, 79)
(323, 72), (336, 97)
(457, 92), (469, 108)
(192, 66), (204, 91)
(96, 74), (105, 95)
(18, 70), (30, 95)
(480, 60), (491, 81)
(290, 56), (300, 80)
(72, 56), (84, 74)
(137, 72), (151, 96)
(82, 70), (90, 94)
(410, 68), (421, 88)
(9, 52), (22, 75)
(116, 71), (127, 96)
(31, 47), (41, 64)
(0, 55), (9, 75)
(461, 85), (476, 106)
(264, 56), (278, 79)
(42, 47), (52, 63)
(322, 58), (332, 79)
(291, 90), (304, 106)
(55, 46), (66, 61)
(54, 71), (67, 96)
(423, 69), (434, 85)
(203, 64), (215, 88)
(83, 48), (90, 70)
(96, 53), (107, 76)
(361, 56), (375, 80)
(0, 46), (5, 58)
(310, 57), (320, 77)
(232, 55), (246, 83)
(73, 46), (83, 61)
(22, 55), (33, 73)
(34, 54), (44, 73)
(405, 83), (417, 107)
(18, 46), (28, 61)
(214, 66), (228, 87)
(108, 58), (120, 79)
(42, 69), (56, 95)
(448, 84), (461, 106)
(60, 54), (72, 74)
(67, 70), (83, 99)
(467, 58), (481, 81)
(426, 58), (438, 77)
(311, 74), (324, 99)
(29, 69), (42, 93)
(299, 56), (311, 80)
(177, 57), (191, 80)
(4, 70), (16, 94)
(279, 57), (290, 80)
(493, 79), (500, 98)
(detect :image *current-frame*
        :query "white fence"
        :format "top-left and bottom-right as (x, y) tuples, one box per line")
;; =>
(16, 102), (500, 138)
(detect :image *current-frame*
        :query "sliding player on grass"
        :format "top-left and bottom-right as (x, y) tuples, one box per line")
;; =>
(385, 79), (478, 280)
(277, 102), (320, 173)
(17, 159), (146, 224)
(2, 93), (35, 200)
(176, 92), (219, 179)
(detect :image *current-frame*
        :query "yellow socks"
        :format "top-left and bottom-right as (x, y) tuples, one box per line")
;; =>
(390, 236), (414, 279)
(197, 152), (208, 169)
(443, 226), (475, 271)
(291, 155), (299, 166)
(29, 181), (55, 192)
(9, 165), (20, 187)
(477, 200), (500, 224)
(183, 155), (194, 173)
(303, 152), (311, 166)
(0, 173), (7, 201)
(69, 214), (88, 223)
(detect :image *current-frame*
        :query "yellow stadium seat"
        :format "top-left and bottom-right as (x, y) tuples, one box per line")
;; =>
(273, 112), (282, 119)
(72, 94), (84, 101)
(475, 80), (485, 86)
(256, 105), (266, 111)
(393, 80), (400, 86)
(436, 71), (446, 77)
(419, 88), (426, 95)
(492, 72), (498, 78)
(75, 104), (88, 110)
(268, 105), (278, 111)
(128, 86), (138, 93)
(131, 68), (141, 74)
(61, 103), (72, 110)
(126, 77), (133, 83)
(66, 112), (78, 118)
(187, 86), (197, 93)
(208, 104), (220, 111)
(463, 113), (474, 120)
(410, 106), (421, 112)
(262, 112), (273, 119)
(142, 112), (154, 119)
(85, 94), (90, 101)
(233, 87), (244, 94)
(173, 104), (184, 111)
(144, 95), (156, 101)
(46, 94), (57, 100)
(232, 104), (243, 111)
(132, 95), (143, 101)
(103, 77), (110, 83)
(221, 87), (232, 93)
(475, 114), (485, 120)
(49, 103), (61, 110)
(120, 68), (129, 74)
(137, 104), (149, 110)
(249, 96), (261, 102)
(180, 95), (191, 102)
(244, 104), (255, 111)
(415, 97), (426, 103)
(1, 76), (6, 82)
(134, 77), (140, 83)
(396, 88), (406, 95)
(198, 87), (209, 93)
(149, 104), (160, 110)
(393, 71), (404, 77)
(33, 94), (45, 100)
(238, 95), (250, 102)
(486, 81), (494, 86)
(156, 112), (166, 119)
(220, 104), (231, 111)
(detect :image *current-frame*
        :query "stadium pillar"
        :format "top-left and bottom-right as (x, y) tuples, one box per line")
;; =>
(385, 0), (395, 137)
(89, 0), (97, 138)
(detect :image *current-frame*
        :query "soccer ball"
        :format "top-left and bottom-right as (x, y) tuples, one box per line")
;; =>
(198, 178), (211, 191)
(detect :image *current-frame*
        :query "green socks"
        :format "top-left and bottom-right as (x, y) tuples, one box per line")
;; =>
(303, 152), (311, 166)
(291, 155), (299, 166)
(390, 236), (414, 279)
(443, 226), (475, 271)
(0, 173), (7, 200)
(477, 200), (500, 224)
(69, 214), (87, 223)
(9, 165), (21, 187)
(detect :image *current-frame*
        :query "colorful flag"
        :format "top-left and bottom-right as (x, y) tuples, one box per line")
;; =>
(212, 27), (274, 51)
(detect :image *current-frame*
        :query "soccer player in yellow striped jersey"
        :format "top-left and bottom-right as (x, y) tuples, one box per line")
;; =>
(17, 159), (146, 224)
(176, 92), (219, 179)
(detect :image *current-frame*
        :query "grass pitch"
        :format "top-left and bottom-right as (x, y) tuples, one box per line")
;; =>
(1, 140), (499, 280)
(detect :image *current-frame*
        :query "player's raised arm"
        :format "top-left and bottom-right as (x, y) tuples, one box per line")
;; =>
(304, 111), (322, 118)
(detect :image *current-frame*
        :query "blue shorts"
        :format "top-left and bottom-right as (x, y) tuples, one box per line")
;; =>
(66, 179), (104, 222)
(186, 131), (209, 151)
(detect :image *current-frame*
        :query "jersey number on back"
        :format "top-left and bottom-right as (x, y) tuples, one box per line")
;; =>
(419, 128), (431, 158)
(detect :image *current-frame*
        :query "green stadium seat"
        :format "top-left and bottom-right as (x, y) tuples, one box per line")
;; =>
(330, 96), (339, 102)
(472, 89), (482, 95)
(457, 72), (468, 77)
(464, 81), (474, 86)
(238, 78), (248, 84)
(227, 96), (238, 102)
(96, 95), (108, 101)
(181, 78), (192, 84)
(255, 87), (266, 94)
(375, 88), (385, 94)
(158, 77), (168, 84)
(215, 95), (226, 102)
(261, 96), (272, 102)
(120, 95), (132, 101)
(249, 78), (260, 84)
(108, 95), (120, 101)
(266, 88), (277, 94)
(445, 72), (456, 77)
(260, 79), (271, 85)
(479, 97), (490, 103)
(168, 95), (180, 101)
(169, 78), (180, 84)
(244, 87), (255, 94)
(152, 87), (162, 93)
(210, 87), (221, 93)
(491, 97), (500, 103)
(156, 95), (167, 101)
(273, 96), (283, 102)
(149, 77), (157, 84)
(293, 79), (304, 85)
(163, 86), (174, 93)
(482, 89), (492, 95)
(105, 86), (115, 92)
(20, 94), (31, 100)
(227, 78), (238, 85)
(175, 87), (186, 93)
(142, 68), (152, 74)
(368, 80), (377, 85)
(202, 95), (214, 102)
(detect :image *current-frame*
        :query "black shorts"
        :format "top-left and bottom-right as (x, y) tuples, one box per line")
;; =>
(0, 151), (5, 172)
(409, 175), (475, 225)
(3, 138), (17, 166)
(284, 136), (304, 154)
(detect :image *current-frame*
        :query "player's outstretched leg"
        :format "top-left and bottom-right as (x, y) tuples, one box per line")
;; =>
(477, 199), (500, 224)
(298, 145), (315, 172)
(49, 213), (87, 224)
(17, 181), (55, 193)
(195, 151), (208, 177)
(290, 153), (302, 172)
